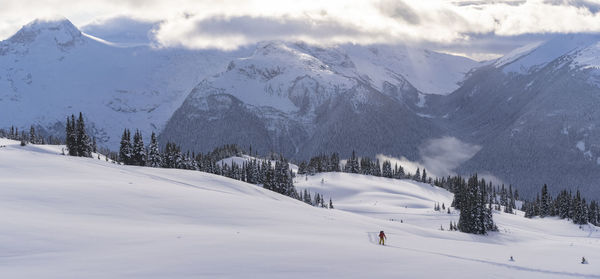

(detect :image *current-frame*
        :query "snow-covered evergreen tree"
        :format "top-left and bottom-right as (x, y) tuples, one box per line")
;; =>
(147, 132), (162, 167)
(344, 150), (360, 173)
(65, 116), (77, 156)
(132, 130), (146, 166)
(119, 129), (132, 165)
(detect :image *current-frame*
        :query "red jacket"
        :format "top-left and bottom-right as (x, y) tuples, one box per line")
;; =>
(379, 232), (386, 238)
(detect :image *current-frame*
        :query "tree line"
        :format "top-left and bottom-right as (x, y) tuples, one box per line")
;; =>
(116, 127), (332, 208)
(522, 184), (599, 226)
(0, 125), (63, 146)
(297, 150), (430, 183)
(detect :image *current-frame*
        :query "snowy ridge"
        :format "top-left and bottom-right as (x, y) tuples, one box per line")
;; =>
(572, 41), (600, 70)
(497, 34), (600, 74)
(1, 138), (599, 278)
(493, 41), (543, 68)
(341, 44), (478, 95)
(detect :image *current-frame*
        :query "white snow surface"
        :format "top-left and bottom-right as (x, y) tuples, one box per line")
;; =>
(1, 138), (599, 278)
(498, 35), (600, 74)
(341, 44), (478, 95)
(572, 41), (600, 70)
(493, 41), (544, 68)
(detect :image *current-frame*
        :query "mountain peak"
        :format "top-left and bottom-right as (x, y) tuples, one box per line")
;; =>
(6, 17), (83, 47)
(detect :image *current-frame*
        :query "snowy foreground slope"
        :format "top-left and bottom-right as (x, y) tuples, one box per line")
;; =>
(1, 139), (599, 278)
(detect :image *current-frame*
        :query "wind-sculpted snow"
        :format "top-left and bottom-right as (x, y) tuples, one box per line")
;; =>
(2, 141), (598, 278)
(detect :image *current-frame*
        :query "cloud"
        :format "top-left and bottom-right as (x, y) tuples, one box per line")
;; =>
(418, 136), (482, 177)
(377, 136), (507, 186)
(1, 0), (600, 59)
(153, 14), (383, 50)
(377, 0), (421, 24)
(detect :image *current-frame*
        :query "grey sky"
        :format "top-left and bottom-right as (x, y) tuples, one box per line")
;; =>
(1, 0), (599, 60)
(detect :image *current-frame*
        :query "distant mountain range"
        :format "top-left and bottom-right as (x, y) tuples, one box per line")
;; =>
(1, 18), (599, 198)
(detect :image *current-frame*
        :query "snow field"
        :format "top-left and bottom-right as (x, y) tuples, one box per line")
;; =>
(0, 138), (599, 278)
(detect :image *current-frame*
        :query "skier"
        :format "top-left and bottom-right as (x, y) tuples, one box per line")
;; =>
(378, 231), (386, 245)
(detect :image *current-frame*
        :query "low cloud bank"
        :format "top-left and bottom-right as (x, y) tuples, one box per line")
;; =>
(377, 136), (505, 185)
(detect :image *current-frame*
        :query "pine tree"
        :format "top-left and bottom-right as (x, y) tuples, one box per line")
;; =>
(414, 168), (421, 181)
(75, 113), (92, 157)
(540, 184), (550, 217)
(421, 168), (427, 183)
(298, 161), (307, 175)
(263, 161), (275, 191)
(329, 153), (340, 172)
(382, 160), (392, 178)
(132, 130), (146, 166)
(119, 129), (132, 164)
(65, 116), (77, 156)
(147, 132), (162, 167)
(572, 190), (587, 225)
(345, 150), (360, 173)
(29, 125), (36, 144)
(394, 164), (405, 179)
(457, 174), (496, 234)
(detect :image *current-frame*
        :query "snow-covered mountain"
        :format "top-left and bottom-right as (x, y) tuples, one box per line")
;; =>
(439, 34), (600, 198)
(0, 18), (243, 147)
(160, 41), (476, 159)
(1, 138), (598, 278)
(6, 17), (600, 199)
(0, 18), (476, 151)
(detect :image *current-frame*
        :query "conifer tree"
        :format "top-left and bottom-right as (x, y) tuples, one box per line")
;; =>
(414, 168), (421, 181)
(345, 150), (360, 173)
(132, 130), (146, 166)
(75, 113), (92, 157)
(65, 116), (77, 156)
(395, 164), (405, 179)
(382, 160), (392, 178)
(457, 174), (496, 234)
(29, 125), (36, 144)
(119, 129), (132, 164)
(147, 132), (162, 167)
(540, 184), (550, 217)
(329, 153), (341, 172)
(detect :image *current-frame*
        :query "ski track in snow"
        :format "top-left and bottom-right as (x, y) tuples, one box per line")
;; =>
(366, 231), (599, 278)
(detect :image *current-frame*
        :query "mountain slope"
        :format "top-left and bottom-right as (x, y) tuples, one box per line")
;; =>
(160, 41), (456, 159)
(0, 18), (242, 147)
(439, 34), (600, 198)
(1, 138), (598, 278)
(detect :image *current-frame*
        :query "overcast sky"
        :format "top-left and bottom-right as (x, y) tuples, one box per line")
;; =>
(1, 0), (600, 60)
